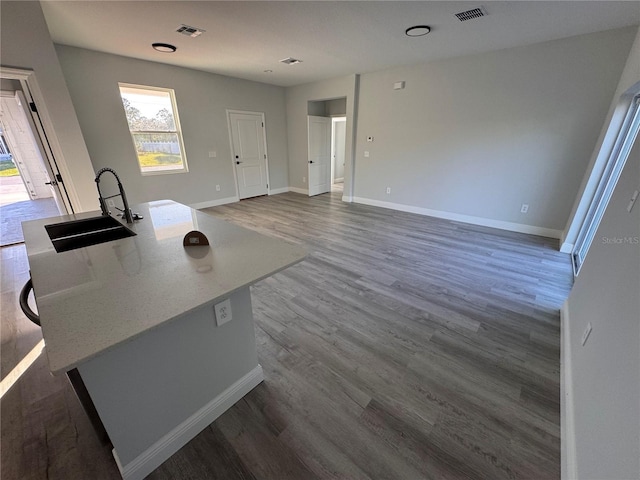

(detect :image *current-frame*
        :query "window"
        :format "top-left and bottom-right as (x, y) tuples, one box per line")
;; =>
(118, 83), (188, 175)
(572, 93), (640, 274)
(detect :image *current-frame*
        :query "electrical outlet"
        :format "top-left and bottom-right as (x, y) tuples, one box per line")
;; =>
(208, 151), (217, 158)
(215, 184), (221, 192)
(386, 187), (391, 194)
(520, 204), (529, 214)
(214, 298), (232, 326)
(303, 176), (306, 183)
(107, 199), (116, 208)
(581, 322), (593, 346)
(364, 151), (370, 158)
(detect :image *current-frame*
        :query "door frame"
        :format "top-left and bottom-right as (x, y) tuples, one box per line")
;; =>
(226, 109), (271, 199)
(0, 66), (75, 213)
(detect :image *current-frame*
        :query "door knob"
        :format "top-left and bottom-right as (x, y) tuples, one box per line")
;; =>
(45, 180), (58, 186)
(235, 155), (239, 159)
(309, 161), (314, 164)
(236, 161), (242, 165)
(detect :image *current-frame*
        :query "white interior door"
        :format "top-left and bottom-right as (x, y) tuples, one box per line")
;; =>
(228, 111), (268, 200)
(308, 115), (331, 196)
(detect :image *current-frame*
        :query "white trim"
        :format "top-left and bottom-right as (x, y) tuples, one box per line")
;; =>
(289, 187), (309, 195)
(352, 197), (562, 239)
(269, 187), (289, 195)
(115, 365), (264, 480)
(190, 196), (238, 210)
(118, 83), (190, 176)
(560, 242), (574, 254)
(561, 302), (578, 480)
(341, 195), (353, 203)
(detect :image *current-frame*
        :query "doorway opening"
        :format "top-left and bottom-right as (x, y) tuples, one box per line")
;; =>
(0, 77), (66, 246)
(331, 117), (346, 194)
(307, 97), (346, 197)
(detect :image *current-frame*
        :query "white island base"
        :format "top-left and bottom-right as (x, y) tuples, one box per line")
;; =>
(77, 287), (263, 480)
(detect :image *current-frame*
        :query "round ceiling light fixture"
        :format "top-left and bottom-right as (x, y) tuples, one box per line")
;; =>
(405, 25), (431, 37)
(152, 43), (177, 53)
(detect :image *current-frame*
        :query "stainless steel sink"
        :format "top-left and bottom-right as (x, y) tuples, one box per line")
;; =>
(45, 215), (136, 253)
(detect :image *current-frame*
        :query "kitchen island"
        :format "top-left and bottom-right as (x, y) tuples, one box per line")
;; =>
(22, 199), (306, 480)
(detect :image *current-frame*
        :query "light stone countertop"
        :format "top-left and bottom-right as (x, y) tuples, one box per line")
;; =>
(22, 200), (306, 375)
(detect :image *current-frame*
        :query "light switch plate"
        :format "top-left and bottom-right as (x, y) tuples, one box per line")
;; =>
(214, 298), (232, 326)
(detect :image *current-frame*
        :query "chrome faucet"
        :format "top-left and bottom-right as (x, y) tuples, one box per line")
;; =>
(95, 167), (141, 223)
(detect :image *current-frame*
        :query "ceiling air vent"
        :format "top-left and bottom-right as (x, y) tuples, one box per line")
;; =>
(176, 24), (206, 38)
(454, 6), (487, 21)
(280, 57), (303, 65)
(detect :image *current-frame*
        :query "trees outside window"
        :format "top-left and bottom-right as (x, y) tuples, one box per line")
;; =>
(119, 84), (188, 175)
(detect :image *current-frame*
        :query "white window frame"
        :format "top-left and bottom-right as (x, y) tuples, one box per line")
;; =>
(118, 83), (188, 176)
(572, 93), (640, 274)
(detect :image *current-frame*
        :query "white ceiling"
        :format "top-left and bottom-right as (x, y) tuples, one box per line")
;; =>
(41, 1), (640, 87)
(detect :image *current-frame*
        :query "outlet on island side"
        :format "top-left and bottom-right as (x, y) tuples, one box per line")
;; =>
(216, 185), (221, 192)
(214, 298), (232, 326)
(386, 187), (391, 194)
(520, 204), (529, 214)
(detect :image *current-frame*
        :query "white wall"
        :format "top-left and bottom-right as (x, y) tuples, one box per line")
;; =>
(55, 46), (289, 207)
(563, 29), (640, 480)
(353, 27), (636, 237)
(0, 1), (98, 212)
(285, 75), (358, 198)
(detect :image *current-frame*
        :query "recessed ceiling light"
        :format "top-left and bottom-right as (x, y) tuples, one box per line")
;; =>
(152, 43), (177, 53)
(405, 25), (431, 37)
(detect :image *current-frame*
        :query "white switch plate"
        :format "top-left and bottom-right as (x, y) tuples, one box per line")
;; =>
(386, 187), (391, 194)
(521, 204), (529, 214)
(214, 298), (232, 326)
(215, 184), (221, 192)
(364, 151), (370, 158)
(581, 322), (593, 346)
(367, 136), (374, 142)
(208, 151), (217, 158)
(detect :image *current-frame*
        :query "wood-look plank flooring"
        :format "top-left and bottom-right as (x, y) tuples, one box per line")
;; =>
(1, 191), (573, 479)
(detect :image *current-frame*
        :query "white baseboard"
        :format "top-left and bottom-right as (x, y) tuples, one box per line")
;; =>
(289, 187), (309, 195)
(561, 302), (577, 480)
(341, 195), (353, 203)
(269, 187), (289, 195)
(190, 196), (239, 210)
(115, 365), (264, 480)
(351, 197), (562, 239)
(560, 242), (574, 254)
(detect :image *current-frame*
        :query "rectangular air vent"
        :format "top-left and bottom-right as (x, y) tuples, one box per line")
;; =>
(280, 57), (303, 65)
(455, 6), (487, 21)
(176, 24), (205, 37)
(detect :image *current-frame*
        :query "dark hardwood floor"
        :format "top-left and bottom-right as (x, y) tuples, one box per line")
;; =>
(1, 191), (573, 479)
